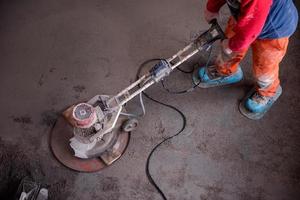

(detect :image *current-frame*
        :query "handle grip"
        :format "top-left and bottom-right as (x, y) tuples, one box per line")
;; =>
(209, 18), (218, 25)
(209, 19), (226, 40)
(195, 19), (226, 49)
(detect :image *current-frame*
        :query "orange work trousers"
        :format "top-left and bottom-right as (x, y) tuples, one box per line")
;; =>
(217, 17), (289, 97)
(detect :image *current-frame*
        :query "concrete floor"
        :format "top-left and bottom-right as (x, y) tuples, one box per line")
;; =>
(0, 0), (300, 199)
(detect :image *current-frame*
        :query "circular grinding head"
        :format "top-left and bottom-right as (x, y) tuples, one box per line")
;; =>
(50, 116), (130, 172)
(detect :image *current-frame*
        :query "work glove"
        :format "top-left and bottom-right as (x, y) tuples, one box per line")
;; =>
(221, 39), (232, 55)
(216, 39), (234, 66)
(204, 8), (219, 23)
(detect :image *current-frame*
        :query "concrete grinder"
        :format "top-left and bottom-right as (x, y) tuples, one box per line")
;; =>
(50, 19), (225, 172)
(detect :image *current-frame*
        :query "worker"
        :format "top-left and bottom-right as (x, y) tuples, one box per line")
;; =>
(198, 0), (298, 119)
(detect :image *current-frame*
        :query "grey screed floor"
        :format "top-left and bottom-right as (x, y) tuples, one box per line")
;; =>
(0, 0), (299, 200)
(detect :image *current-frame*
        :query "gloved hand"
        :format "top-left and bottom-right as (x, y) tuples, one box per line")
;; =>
(221, 39), (232, 55)
(204, 8), (219, 23)
(216, 39), (234, 66)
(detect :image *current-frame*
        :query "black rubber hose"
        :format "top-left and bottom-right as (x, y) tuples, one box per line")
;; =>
(160, 46), (213, 94)
(143, 91), (187, 200)
(135, 45), (213, 199)
(136, 60), (187, 200)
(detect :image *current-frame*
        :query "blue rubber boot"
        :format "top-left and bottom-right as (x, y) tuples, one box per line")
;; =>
(239, 86), (282, 120)
(193, 65), (243, 88)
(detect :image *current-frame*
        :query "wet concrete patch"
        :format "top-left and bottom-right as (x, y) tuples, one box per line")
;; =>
(68, 175), (121, 200)
(0, 138), (77, 200)
(38, 74), (45, 86)
(73, 85), (86, 93)
(12, 115), (33, 124)
(40, 110), (59, 127)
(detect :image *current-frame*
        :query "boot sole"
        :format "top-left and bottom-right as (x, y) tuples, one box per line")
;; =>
(192, 68), (243, 88)
(239, 86), (282, 120)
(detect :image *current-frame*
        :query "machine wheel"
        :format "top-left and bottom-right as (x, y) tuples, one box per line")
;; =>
(122, 118), (139, 132)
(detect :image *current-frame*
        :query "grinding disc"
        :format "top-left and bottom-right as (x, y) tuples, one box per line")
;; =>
(50, 116), (130, 172)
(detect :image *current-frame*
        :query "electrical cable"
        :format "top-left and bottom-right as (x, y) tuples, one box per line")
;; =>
(134, 42), (215, 199)
(120, 93), (146, 117)
(142, 91), (186, 200)
(135, 45), (213, 200)
(139, 92), (146, 116)
(136, 61), (185, 200)
(175, 66), (194, 74)
(160, 46), (213, 94)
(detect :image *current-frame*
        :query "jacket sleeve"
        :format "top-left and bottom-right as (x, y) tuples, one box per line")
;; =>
(229, 0), (273, 51)
(206, 0), (226, 13)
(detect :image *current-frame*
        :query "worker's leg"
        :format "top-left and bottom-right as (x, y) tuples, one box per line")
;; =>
(242, 37), (289, 116)
(252, 38), (289, 96)
(197, 17), (247, 88)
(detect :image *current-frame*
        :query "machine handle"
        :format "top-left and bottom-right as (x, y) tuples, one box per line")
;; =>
(209, 18), (218, 25)
(194, 19), (226, 50)
(108, 19), (226, 108)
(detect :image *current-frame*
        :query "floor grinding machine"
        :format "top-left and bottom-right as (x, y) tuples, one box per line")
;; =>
(50, 20), (225, 172)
